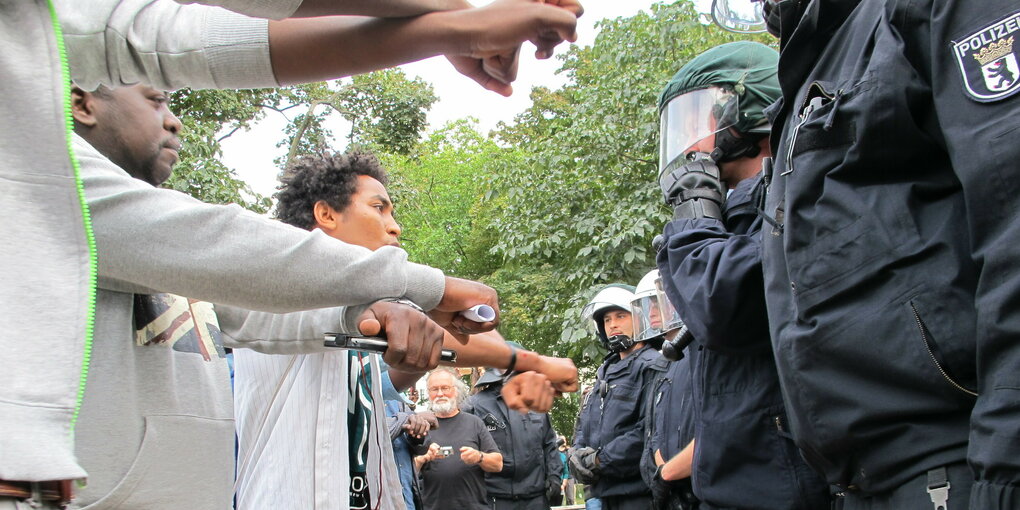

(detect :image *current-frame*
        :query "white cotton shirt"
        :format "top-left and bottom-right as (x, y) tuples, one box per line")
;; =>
(233, 349), (406, 510)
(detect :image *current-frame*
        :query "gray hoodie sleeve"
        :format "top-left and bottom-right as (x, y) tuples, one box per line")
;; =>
(60, 0), (278, 92)
(174, 0), (302, 20)
(217, 305), (344, 353)
(77, 135), (446, 313)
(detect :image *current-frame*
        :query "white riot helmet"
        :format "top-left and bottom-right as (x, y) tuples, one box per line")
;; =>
(632, 270), (666, 343)
(581, 284), (637, 353)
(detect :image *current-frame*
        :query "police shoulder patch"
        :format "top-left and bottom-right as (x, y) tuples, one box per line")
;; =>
(953, 10), (1020, 102)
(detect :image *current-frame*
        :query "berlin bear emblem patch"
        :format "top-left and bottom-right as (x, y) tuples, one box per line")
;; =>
(953, 10), (1020, 102)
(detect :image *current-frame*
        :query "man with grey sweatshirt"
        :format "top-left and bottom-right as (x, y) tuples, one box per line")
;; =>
(1, 0), (582, 508)
(64, 77), (503, 509)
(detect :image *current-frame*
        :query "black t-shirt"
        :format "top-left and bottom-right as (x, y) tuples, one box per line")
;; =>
(420, 411), (499, 510)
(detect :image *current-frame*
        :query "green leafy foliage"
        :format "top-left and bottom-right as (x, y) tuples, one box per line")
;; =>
(278, 69), (438, 168)
(338, 69), (438, 156)
(380, 119), (507, 278)
(166, 88), (286, 212)
(483, 1), (773, 364)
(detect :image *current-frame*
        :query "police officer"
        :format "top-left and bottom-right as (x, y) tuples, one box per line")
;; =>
(569, 284), (664, 510)
(654, 41), (830, 510)
(466, 362), (563, 510)
(707, 1), (1020, 508)
(634, 270), (698, 510)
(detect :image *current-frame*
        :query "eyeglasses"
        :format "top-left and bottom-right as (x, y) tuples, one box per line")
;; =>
(428, 385), (454, 395)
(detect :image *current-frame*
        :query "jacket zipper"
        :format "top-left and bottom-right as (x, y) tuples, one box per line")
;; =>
(909, 303), (977, 397)
(48, 0), (97, 433)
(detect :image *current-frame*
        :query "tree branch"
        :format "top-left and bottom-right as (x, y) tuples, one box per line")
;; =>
(216, 126), (242, 142)
(285, 89), (345, 168)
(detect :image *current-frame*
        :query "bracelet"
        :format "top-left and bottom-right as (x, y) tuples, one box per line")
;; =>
(502, 344), (518, 377)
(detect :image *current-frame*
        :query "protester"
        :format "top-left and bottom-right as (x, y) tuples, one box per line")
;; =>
(386, 396), (437, 510)
(61, 84), (450, 508)
(232, 151), (575, 509)
(416, 368), (502, 510)
(558, 437), (575, 506)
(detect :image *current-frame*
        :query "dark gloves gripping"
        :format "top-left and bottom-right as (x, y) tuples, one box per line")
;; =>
(567, 447), (601, 485)
(659, 155), (726, 220)
(545, 476), (561, 502)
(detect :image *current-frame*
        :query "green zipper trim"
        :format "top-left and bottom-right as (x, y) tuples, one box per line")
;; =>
(47, 0), (96, 434)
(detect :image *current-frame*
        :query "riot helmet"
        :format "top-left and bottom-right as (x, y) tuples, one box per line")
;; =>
(653, 273), (684, 334)
(654, 276), (695, 362)
(657, 41), (781, 183)
(581, 284), (637, 353)
(710, 0), (805, 38)
(631, 270), (666, 343)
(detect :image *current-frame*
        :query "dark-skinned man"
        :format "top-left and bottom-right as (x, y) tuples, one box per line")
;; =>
(233, 150), (578, 509)
(63, 83), (561, 510)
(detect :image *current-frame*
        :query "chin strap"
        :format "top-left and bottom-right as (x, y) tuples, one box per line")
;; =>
(711, 128), (765, 163)
(605, 334), (635, 353)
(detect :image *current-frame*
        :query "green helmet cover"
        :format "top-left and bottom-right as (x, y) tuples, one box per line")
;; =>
(658, 41), (780, 134)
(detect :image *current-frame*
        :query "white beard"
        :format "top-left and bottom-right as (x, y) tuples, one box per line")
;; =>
(431, 399), (456, 415)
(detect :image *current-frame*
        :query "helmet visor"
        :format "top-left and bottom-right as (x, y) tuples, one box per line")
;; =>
(654, 277), (685, 332)
(710, 0), (767, 34)
(631, 295), (664, 342)
(659, 86), (739, 177)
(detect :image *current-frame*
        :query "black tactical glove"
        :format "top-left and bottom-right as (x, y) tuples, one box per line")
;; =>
(652, 465), (697, 510)
(546, 476), (562, 504)
(567, 447), (601, 485)
(650, 464), (672, 509)
(659, 153), (726, 220)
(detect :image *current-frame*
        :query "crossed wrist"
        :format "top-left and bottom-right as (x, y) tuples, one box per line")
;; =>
(514, 348), (542, 373)
(430, 8), (479, 57)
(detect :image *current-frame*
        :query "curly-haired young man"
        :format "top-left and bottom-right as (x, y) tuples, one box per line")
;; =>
(234, 152), (578, 510)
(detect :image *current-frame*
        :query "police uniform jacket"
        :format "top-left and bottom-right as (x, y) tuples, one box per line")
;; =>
(466, 384), (561, 500)
(760, 0), (1020, 505)
(657, 174), (829, 510)
(574, 343), (663, 498)
(640, 351), (697, 508)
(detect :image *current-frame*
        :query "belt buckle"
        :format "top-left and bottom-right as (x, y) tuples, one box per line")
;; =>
(926, 466), (950, 510)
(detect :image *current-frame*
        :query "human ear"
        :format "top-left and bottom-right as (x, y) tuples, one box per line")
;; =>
(70, 87), (98, 127)
(312, 200), (339, 231)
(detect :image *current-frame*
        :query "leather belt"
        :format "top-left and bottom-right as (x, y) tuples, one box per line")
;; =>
(0, 479), (73, 506)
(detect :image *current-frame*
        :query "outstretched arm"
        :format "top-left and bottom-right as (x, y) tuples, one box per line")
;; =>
(269, 0), (579, 95)
(63, 0), (580, 96)
(388, 330), (578, 395)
